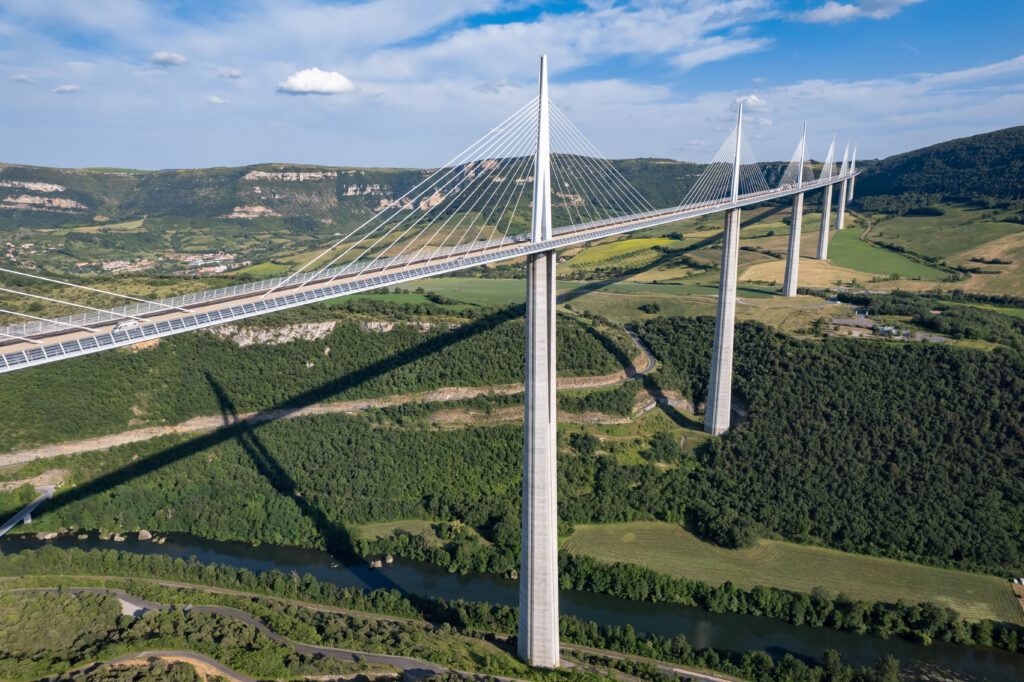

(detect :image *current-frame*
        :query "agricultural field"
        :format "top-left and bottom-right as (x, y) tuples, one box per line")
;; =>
(825, 228), (947, 279)
(562, 521), (1023, 625)
(568, 237), (678, 265)
(867, 203), (1020, 262)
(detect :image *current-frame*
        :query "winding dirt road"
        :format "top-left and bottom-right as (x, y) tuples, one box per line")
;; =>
(0, 334), (657, 470)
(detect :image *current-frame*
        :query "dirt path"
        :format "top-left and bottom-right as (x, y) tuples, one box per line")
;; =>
(1, 340), (656, 469)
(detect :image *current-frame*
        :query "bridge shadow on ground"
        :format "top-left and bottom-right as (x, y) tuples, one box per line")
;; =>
(205, 372), (359, 563)
(29, 306), (525, 568)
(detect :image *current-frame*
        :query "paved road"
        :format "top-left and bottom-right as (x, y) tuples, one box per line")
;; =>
(0, 485), (54, 538)
(10, 582), (732, 682)
(13, 587), (501, 681)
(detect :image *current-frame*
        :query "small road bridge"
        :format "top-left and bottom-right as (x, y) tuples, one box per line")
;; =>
(0, 485), (56, 539)
(0, 57), (858, 668)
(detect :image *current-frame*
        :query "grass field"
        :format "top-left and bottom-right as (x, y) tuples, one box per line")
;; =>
(570, 237), (678, 265)
(562, 521), (1023, 625)
(74, 217), (146, 234)
(356, 519), (488, 546)
(869, 204), (1020, 261)
(233, 261), (290, 277)
(827, 229), (947, 279)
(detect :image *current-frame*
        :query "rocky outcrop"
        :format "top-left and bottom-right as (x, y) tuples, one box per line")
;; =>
(211, 322), (337, 346)
(1, 194), (85, 211)
(243, 170), (338, 181)
(0, 180), (65, 192)
(220, 205), (281, 219)
(138, 529), (152, 541)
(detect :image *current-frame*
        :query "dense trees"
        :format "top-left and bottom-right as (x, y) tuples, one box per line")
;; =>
(0, 300), (634, 450)
(835, 290), (1024, 350)
(637, 317), (1024, 574)
(0, 590), (362, 681)
(856, 125), (1024, 199)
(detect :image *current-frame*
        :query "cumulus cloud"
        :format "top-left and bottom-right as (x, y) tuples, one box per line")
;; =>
(277, 67), (355, 95)
(218, 68), (243, 79)
(10, 74), (37, 83)
(207, 95), (230, 105)
(52, 84), (79, 94)
(148, 51), (187, 66)
(798, 0), (925, 23)
(738, 94), (767, 108)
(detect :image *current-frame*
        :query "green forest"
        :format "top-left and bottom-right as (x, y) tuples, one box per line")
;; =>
(0, 300), (635, 450)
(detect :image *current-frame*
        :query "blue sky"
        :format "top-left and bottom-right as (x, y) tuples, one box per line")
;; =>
(1, 0), (1022, 169)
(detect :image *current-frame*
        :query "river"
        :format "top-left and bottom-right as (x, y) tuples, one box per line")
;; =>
(2, 532), (1021, 681)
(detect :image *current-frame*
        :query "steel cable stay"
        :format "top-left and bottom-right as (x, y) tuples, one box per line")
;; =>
(259, 96), (539, 298)
(549, 103), (655, 215)
(548, 112), (646, 220)
(325, 102), (540, 283)
(359, 108), (539, 275)
(401, 116), (539, 269)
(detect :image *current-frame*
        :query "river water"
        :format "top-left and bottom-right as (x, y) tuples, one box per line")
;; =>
(2, 532), (1021, 681)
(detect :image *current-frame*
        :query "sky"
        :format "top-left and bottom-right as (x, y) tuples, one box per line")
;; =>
(1, 0), (1022, 170)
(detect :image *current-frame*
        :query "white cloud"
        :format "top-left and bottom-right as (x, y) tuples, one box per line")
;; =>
(218, 68), (243, 79)
(10, 73), (37, 83)
(798, 0), (926, 23)
(51, 84), (79, 93)
(148, 51), (187, 66)
(673, 37), (770, 70)
(207, 95), (230, 105)
(277, 67), (355, 95)
(738, 94), (767, 108)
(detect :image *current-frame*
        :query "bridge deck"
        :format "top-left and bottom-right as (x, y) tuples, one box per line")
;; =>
(0, 486), (55, 538)
(0, 174), (854, 374)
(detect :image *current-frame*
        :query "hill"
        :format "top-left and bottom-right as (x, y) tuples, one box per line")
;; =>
(856, 126), (1024, 199)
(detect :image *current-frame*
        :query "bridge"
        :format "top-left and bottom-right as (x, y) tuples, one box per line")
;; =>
(0, 57), (858, 667)
(0, 486), (55, 539)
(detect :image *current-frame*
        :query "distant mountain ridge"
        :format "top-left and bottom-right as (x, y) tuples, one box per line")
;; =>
(856, 125), (1024, 200)
(1, 125), (1021, 235)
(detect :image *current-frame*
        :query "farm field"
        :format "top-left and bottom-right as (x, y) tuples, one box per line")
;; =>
(562, 521), (1023, 625)
(868, 204), (1020, 261)
(569, 237), (678, 265)
(827, 228), (947, 278)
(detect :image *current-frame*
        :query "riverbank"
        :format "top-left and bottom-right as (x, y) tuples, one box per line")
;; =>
(2, 534), (1021, 681)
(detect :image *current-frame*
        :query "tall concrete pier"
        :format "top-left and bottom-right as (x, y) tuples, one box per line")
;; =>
(835, 142), (850, 231)
(817, 184), (833, 259)
(783, 193), (804, 297)
(519, 54), (560, 669)
(847, 145), (857, 202)
(705, 103), (743, 436)
(782, 124), (807, 298)
(836, 179), (848, 231)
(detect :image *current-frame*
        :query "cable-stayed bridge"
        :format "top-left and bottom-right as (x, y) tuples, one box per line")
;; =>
(0, 57), (858, 667)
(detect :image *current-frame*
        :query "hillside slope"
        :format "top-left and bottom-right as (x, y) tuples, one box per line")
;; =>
(856, 126), (1024, 199)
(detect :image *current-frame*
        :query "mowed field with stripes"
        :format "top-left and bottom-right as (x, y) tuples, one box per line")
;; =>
(562, 521), (1023, 625)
